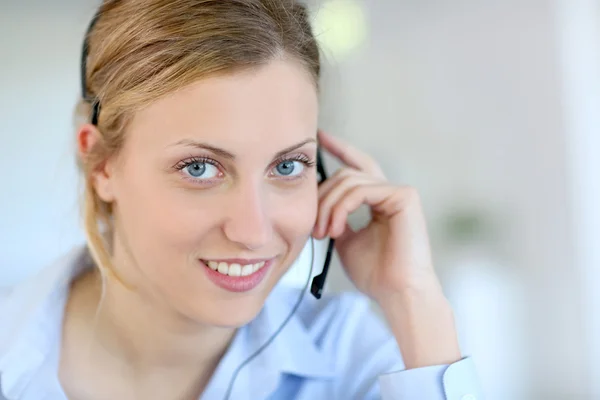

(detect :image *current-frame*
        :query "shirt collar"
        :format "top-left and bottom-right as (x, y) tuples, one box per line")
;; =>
(201, 284), (336, 400)
(251, 284), (336, 379)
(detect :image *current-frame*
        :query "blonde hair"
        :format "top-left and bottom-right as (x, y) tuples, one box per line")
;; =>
(77, 0), (321, 278)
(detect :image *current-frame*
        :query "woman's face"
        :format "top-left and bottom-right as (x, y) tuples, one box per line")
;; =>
(101, 60), (319, 327)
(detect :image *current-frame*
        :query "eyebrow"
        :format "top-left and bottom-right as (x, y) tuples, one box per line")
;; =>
(170, 138), (317, 160)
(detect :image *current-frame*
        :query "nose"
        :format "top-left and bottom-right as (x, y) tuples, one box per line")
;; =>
(222, 180), (273, 250)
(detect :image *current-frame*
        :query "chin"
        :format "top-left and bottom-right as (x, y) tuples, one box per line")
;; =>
(186, 298), (266, 328)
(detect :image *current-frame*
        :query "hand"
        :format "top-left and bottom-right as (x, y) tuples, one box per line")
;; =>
(313, 131), (439, 302)
(313, 131), (461, 368)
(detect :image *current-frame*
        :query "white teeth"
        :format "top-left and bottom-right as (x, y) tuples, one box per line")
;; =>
(253, 262), (265, 272)
(242, 264), (255, 276)
(229, 263), (241, 277)
(217, 262), (229, 274)
(205, 260), (267, 277)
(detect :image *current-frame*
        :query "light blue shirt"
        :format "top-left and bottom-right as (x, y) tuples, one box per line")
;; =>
(0, 247), (485, 399)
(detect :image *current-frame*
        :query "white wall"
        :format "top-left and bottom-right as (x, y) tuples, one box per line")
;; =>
(555, 0), (600, 397)
(0, 3), (93, 285)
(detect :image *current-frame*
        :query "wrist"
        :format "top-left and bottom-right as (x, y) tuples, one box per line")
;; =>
(378, 287), (462, 370)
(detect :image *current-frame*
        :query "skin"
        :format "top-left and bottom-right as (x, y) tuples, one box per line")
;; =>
(62, 59), (461, 400)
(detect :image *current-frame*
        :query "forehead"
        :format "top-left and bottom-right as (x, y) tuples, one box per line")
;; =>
(127, 60), (319, 150)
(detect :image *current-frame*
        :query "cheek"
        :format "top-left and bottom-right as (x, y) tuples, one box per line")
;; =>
(272, 186), (318, 240)
(112, 163), (217, 251)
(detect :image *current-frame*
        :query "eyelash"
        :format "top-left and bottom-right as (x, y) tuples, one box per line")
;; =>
(173, 154), (316, 183)
(174, 156), (219, 172)
(272, 154), (316, 173)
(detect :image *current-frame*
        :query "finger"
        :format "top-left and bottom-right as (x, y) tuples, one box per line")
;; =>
(315, 175), (380, 236)
(331, 221), (354, 241)
(318, 130), (385, 178)
(318, 168), (377, 203)
(315, 174), (380, 238)
(317, 168), (354, 198)
(327, 183), (397, 238)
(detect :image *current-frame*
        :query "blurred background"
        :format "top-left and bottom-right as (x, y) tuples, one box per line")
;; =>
(2, 0), (600, 398)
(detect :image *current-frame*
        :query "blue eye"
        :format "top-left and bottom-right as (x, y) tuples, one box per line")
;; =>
(186, 162), (205, 177)
(182, 162), (219, 179)
(274, 160), (304, 177)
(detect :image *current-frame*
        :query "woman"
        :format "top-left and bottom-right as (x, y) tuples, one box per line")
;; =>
(0, 1), (484, 399)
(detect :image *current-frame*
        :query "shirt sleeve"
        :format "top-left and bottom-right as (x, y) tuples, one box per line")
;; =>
(378, 357), (485, 400)
(326, 292), (485, 400)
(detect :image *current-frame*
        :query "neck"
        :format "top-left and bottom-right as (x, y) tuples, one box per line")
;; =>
(101, 269), (234, 367)
(62, 267), (235, 399)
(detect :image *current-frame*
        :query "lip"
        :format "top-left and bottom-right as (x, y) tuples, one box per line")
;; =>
(200, 258), (274, 293)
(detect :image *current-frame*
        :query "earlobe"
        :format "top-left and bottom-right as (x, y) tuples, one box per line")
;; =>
(94, 171), (115, 203)
(77, 124), (115, 203)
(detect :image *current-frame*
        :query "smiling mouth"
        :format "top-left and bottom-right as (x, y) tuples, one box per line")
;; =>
(201, 260), (267, 277)
(200, 258), (273, 293)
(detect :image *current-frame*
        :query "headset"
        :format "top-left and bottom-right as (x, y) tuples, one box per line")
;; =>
(80, 7), (334, 397)
(312, 149), (334, 299)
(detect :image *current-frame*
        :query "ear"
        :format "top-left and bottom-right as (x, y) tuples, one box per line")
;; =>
(77, 124), (115, 203)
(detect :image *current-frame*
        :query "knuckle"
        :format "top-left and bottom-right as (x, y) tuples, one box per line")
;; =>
(347, 184), (365, 200)
(339, 173), (358, 187)
(333, 167), (352, 179)
(400, 186), (420, 202)
(320, 188), (340, 208)
(338, 167), (363, 179)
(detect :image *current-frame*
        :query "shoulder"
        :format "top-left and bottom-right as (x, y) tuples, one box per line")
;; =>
(0, 287), (12, 316)
(272, 286), (404, 396)
(276, 284), (373, 320)
(0, 246), (88, 353)
(0, 248), (85, 400)
(275, 285), (398, 357)
(298, 289), (377, 336)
